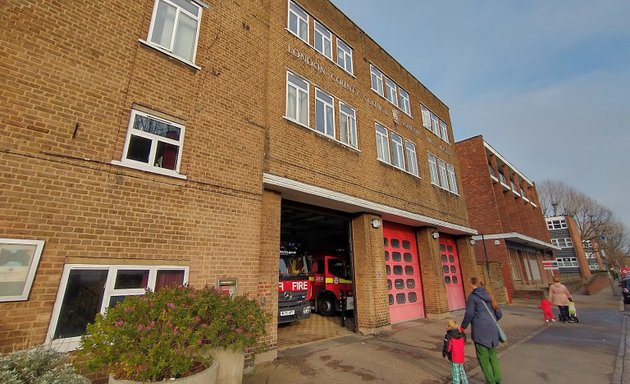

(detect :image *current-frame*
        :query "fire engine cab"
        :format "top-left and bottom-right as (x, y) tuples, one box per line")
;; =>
(278, 249), (311, 323)
(310, 255), (353, 316)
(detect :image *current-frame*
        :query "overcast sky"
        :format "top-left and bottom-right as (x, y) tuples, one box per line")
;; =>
(331, 0), (630, 230)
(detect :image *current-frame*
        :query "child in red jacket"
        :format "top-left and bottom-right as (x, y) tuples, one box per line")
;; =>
(538, 298), (555, 323)
(442, 319), (468, 384)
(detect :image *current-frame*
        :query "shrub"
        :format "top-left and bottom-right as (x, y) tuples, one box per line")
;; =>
(0, 346), (89, 384)
(79, 286), (268, 382)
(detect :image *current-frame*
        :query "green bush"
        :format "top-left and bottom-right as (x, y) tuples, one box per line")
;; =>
(0, 346), (89, 384)
(79, 286), (268, 382)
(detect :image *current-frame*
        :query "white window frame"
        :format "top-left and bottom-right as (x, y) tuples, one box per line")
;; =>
(315, 88), (335, 138)
(385, 77), (398, 106)
(421, 106), (432, 130)
(431, 114), (440, 135)
(286, 71), (310, 127)
(46, 264), (189, 352)
(0, 238), (45, 302)
(115, 109), (186, 178)
(336, 38), (353, 74)
(146, 0), (204, 65)
(447, 164), (458, 194)
(428, 153), (439, 185)
(440, 121), (449, 142)
(339, 102), (357, 148)
(399, 88), (411, 115)
(405, 141), (418, 176)
(391, 132), (405, 170)
(314, 21), (332, 59)
(437, 159), (449, 189)
(375, 123), (390, 163)
(370, 65), (384, 96)
(288, 0), (309, 43)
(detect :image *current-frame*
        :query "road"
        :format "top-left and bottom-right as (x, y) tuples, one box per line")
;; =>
(467, 298), (629, 384)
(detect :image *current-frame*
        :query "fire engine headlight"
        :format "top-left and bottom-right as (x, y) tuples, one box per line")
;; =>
(303, 306), (311, 314)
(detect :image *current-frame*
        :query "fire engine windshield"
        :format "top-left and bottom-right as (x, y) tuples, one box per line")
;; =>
(279, 255), (310, 278)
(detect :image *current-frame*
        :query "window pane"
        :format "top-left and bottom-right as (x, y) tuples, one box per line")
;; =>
(172, 0), (199, 15)
(408, 292), (417, 303)
(114, 270), (149, 289)
(392, 252), (401, 261)
(406, 279), (415, 288)
(396, 293), (406, 304)
(127, 135), (152, 163)
(155, 141), (179, 170)
(156, 270), (185, 289)
(394, 279), (404, 289)
(134, 114), (181, 140)
(54, 269), (107, 339)
(384, 251), (389, 261)
(393, 265), (403, 275)
(403, 252), (413, 262)
(151, 1), (176, 49)
(173, 12), (198, 61)
(391, 238), (400, 248)
(405, 266), (414, 275)
(287, 86), (297, 119)
(298, 90), (308, 125)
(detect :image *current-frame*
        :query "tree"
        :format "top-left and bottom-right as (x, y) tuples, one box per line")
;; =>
(598, 220), (630, 268)
(538, 180), (612, 241)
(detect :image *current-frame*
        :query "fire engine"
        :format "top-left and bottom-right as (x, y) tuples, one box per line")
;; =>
(310, 254), (353, 316)
(278, 247), (311, 323)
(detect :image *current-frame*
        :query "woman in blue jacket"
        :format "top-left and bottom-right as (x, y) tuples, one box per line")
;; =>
(460, 277), (502, 384)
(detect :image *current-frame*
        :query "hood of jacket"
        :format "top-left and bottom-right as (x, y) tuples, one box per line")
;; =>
(447, 328), (465, 339)
(472, 287), (492, 304)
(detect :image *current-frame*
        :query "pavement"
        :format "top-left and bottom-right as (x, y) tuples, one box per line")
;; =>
(244, 283), (628, 384)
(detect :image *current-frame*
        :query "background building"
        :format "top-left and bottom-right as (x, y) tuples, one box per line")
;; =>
(1, 0), (478, 361)
(546, 215), (593, 279)
(455, 136), (558, 302)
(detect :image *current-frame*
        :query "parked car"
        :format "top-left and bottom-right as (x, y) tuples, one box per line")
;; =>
(620, 277), (630, 304)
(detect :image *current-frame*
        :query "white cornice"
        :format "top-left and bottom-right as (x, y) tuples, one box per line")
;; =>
(472, 232), (560, 251)
(263, 173), (477, 235)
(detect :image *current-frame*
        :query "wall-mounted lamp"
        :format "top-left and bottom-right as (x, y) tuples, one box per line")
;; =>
(494, 240), (501, 246)
(469, 238), (476, 245)
(370, 218), (382, 228)
(431, 230), (440, 239)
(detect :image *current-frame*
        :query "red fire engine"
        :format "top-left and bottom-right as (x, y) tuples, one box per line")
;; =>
(310, 255), (353, 316)
(278, 249), (311, 323)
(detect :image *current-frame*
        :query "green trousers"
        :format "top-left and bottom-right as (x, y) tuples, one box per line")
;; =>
(474, 343), (501, 384)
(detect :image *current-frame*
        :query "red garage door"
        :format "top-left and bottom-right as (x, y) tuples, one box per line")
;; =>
(383, 222), (425, 323)
(440, 237), (465, 310)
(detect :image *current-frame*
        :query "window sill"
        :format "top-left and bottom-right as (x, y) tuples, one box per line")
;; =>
(111, 160), (187, 180)
(500, 181), (511, 191)
(284, 116), (361, 153)
(490, 175), (499, 183)
(139, 40), (201, 71)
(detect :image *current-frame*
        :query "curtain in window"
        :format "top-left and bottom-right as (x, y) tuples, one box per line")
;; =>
(156, 270), (185, 290)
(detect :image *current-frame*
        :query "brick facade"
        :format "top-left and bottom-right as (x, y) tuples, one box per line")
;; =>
(1, 0), (476, 357)
(456, 136), (556, 302)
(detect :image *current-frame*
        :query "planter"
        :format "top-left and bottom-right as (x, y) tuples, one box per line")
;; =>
(108, 359), (219, 384)
(212, 349), (245, 384)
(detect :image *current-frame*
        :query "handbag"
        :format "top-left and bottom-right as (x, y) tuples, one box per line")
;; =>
(481, 300), (507, 343)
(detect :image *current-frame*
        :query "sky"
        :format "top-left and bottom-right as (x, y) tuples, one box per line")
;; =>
(331, 0), (630, 230)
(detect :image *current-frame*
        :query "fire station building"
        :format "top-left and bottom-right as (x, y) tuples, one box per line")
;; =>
(1, 0), (478, 360)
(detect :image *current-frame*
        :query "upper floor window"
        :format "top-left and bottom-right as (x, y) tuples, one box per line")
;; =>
(546, 219), (567, 230)
(447, 164), (459, 194)
(370, 65), (410, 115)
(120, 109), (185, 176)
(421, 105), (449, 143)
(371, 66), (384, 95)
(339, 102), (357, 148)
(405, 141), (418, 177)
(428, 153), (458, 194)
(336, 39), (353, 74)
(399, 89), (410, 115)
(315, 88), (335, 137)
(288, 1), (309, 43)
(286, 72), (310, 126)
(385, 78), (398, 106)
(314, 21), (332, 59)
(391, 133), (405, 170)
(428, 153), (439, 185)
(437, 159), (449, 189)
(147, 0), (203, 63)
(375, 123), (390, 163)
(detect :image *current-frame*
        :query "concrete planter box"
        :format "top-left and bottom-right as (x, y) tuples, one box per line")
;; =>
(213, 348), (245, 384)
(108, 359), (219, 384)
